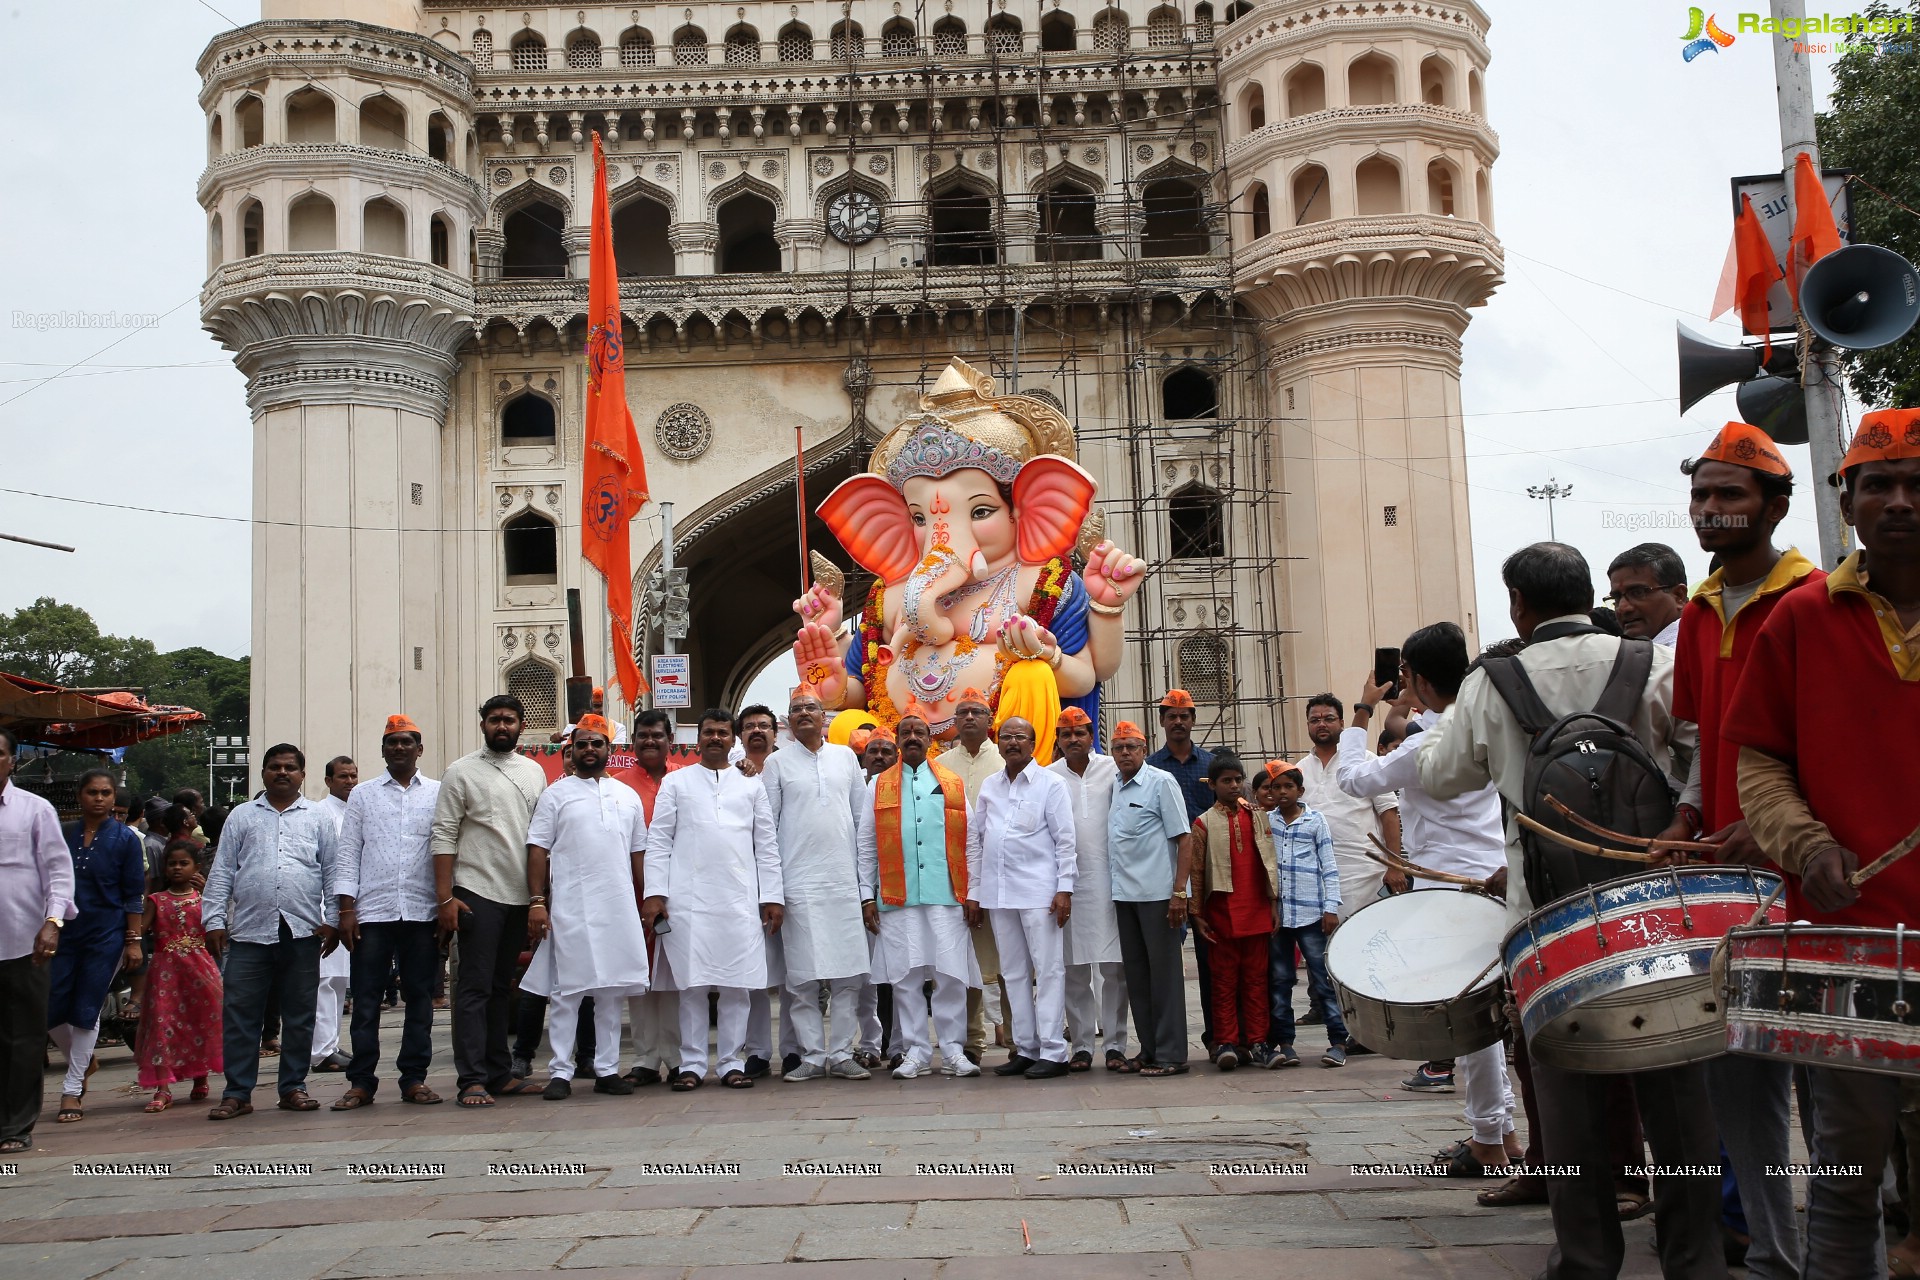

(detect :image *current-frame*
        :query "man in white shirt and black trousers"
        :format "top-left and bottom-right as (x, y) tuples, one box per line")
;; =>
(965, 717), (1077, 1080)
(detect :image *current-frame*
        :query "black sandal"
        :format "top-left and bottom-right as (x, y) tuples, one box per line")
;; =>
(0, 1137), (29, 1153)
(457, 1085), (494, 1107)
(670, 1070), (703, 1092)
(721, 1069), (754, 1089)
(1138, 1062), (1189, 1077)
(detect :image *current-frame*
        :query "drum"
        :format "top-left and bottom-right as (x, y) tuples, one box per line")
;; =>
(1502, 866), (1784, 1073)
(1724, 924), (1920, 1077)
(1327, 889), (1508, 1061)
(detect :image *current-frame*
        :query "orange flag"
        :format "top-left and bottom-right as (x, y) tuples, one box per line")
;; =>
(1733, 192), (1784, 362)
(582, 131), (649, 702)
(1786, 151), (1843, 306)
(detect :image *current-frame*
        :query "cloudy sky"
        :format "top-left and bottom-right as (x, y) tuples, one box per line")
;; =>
(0, 1), (1857, 682)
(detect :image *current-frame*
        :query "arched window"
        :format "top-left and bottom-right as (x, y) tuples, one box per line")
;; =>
(932, 17), (967, 55)
(1475, 167), (1493, 230)
(1093, 9), (1130, 51)
(427, 111), (452, 163)
(1038, 184), (1099, 262)
(240, 199), (263, 257)
(504, 511), (559, 583)
(1141, 180), (1208, 257)
(778, 22), (813, 61)
(511, 31), (549, 72)
(358, 93), (406, 151)
(471, 28), (494, 70)
(1291, 163), (1330, 224)
(620, 28), (656, 66)
(1285, 63), (1325, 116)
(287, 191), (337, 251)
(1244, 82), (1266, 131)
(613, 197), (675, 275)
(1193, 2), (1216, 41)
(1426, 159), (1457, 216)
(284, 86), (335, 143)
(929, 186), (996, 265)
(1468, 68), (1485, 115)
(881, 19), (917, 56)
(986, 14), (1022, 54)
(208, 114), (223, 161)
(717, 194), (780, 273)
(1348, 52), (1397, 105)
(501, 200), (567, 277)
(1163, 367), (1218, 420)
(1355, 155), (1402, 215)
(1247, 183), (1271, 239)
(830, 20), (863, 59)
(673, 25), (709, 64)
(1040, 11), (1076, 51)
(1177, 632), (1231, 701)
(236, 94), (263, 148)
(501, 393), (557, 444)
(208, 213), (224, 270)
(567, 29), (603, 68)
(724, 24), (760, 64)
(362, 197), (407, 257)
(430, 213), (452, 267)
(1222, 1), (1253, 21)
(1421, 54), (1454, 107)
(1169, 486), (1226, 558)
(1147, 6), (1182, 45)
(504, 658), (559, 731)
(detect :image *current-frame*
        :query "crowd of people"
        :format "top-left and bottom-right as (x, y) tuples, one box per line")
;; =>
(0, 410), (1916, 1280)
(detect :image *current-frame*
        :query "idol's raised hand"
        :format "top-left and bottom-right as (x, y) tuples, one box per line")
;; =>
(1082, 540), (1148, 611)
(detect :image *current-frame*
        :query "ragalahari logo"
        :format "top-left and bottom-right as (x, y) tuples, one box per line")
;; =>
(1680, 7), (1737, 59)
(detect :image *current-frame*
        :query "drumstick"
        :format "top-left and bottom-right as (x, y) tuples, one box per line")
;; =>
(1362, 836), (1487, 889)
(1515, 813), (1665, 864)
(1450, 954), (1504, 1004)
(1848, 819), (1920, 888)
(1744, 879), (1786, 927)
(1545, 797), (1721, 855)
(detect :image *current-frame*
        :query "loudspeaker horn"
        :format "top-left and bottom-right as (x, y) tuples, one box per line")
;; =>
(1676, 324), (1797, 413)
(1734, 374), (1809, 446)
(1799, 243), (1920, 350)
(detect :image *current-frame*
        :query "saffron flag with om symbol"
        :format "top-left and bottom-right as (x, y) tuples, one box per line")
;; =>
(583, 130), (649, 701)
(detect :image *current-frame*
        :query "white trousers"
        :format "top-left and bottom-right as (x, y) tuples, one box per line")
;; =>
(50, 1022), (102, 1097)
(680, 986), (751, 1077)
(856, 980), (884, 1053)
(990, 907), (1068, 1064)
(787, 976), (864, 1067)
(1065, 961), (1129, 1058)
(547, 988), (623, 1081)
(626, 989), (680, 1073)
(1459, 1040), (1517, 1146)
(745, 987), (799, 1062)
(890, 970), (969, 1069)
(311, 975), (349, 1064)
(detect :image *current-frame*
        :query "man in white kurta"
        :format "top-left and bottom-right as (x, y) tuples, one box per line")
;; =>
(858, 709), (982, 1079)
(520, 720), (651, 1097)
(312, 756), (357, 1072)
(759, 688), (871, 1081)
(1047, 710), (1129, 1070)
(966, 717), (1077, 1079)
(643, 710), (783, 1088)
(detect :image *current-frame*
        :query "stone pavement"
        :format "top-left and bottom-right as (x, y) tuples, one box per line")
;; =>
(2, 983), (1707, 1280)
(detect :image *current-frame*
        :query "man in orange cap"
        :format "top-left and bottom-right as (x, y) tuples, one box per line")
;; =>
(858, 726), (897, 780)
(945, 687), (1006, 1059)
(1106, 721), (1194, 1074)
(1146, 688), (1220, 1050)
(1727, 407), (1920, 1276)
(333, 714), (445, 1110)
(552, 686), (630, 746)
(1048, 706), (1128, 1071)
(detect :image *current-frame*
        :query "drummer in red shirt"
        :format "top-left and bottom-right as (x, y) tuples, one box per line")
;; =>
(1724, 407), (1920, 1280)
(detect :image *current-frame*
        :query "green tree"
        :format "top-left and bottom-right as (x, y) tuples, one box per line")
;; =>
(1817, 0), (1920, 408)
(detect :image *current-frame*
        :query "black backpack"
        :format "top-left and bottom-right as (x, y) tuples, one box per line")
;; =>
(1479, 621), (1678, 904)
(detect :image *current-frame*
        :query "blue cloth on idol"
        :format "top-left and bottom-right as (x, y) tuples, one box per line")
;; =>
(48, 818), (146, 1027)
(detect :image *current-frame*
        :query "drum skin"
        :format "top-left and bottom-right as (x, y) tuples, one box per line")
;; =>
(1725, 925), (1920, 1078)
(1328, 890), (1509, 1062)
(1502, 867), (1784, 1074)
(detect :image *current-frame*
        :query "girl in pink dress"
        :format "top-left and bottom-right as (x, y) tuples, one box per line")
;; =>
(135, 842), (223, 1111)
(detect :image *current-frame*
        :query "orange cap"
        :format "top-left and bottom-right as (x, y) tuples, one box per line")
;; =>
(1158, 689), (1196, 709)
(1057, 706), (1093, 728)
(790, 681), (824, 704)
(1839, 408), (1920, 479)
(1112, 721), (1147, 743)
(900, 697), (940, 724)
(849, 728), (873, 754)
(870, 725), (896, 744)
(572, 713), (613, 742)
(1263, 760), (1288, 782)
(1697, 421), (1793, 478)
(954, 687), (990, 711)
(592, 686), (604, 699)
(382, 714), (421, 739)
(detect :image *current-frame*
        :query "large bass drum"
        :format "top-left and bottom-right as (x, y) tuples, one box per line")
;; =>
(1724, 924), (1920, 1077)
(1328, 888), (1508, 1062)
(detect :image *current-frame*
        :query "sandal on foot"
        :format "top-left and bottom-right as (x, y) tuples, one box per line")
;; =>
(670, 1070), (703, 1092)
(1616, 1189), (1653, 1221)
(278, 1090), (320, 1111)
(721, 1070), (754, 1089)
(330, 1087), (374, 1111)
(1477, 1177), (1548, 1207)
(402, 1084), (443, 1105)
(1112, 1056), (1143, 1074)
(457, 1085), (494, 1107)
(189, 1080), (210, 1102)
(1068, 1051), (1093, 1073)
(259, 1040), (280, 1058)
(145, 1092), (173, 1113)
(56, 1098), (83, 1123)
(1138, 1062), (1189, 1077)
(1106, 1050), (1128, 1072)
(0, 1137), (29, 1153)
(206, 1097), (253, 1121)
(494, 1077), (541, 1097)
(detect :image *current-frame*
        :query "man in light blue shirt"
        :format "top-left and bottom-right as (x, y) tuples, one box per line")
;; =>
(203, 743), (339, 1119)
(1105, 720), (1194, 1075)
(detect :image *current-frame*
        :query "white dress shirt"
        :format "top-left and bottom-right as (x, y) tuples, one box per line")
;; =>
(1335, 709), (1505, 881)
(335, 770), (442, 924)
(965, 761), (1077, 911)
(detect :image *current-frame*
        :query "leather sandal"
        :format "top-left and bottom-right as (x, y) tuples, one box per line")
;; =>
(720, 1070), (754, 1089)
(402, 1084), (443, 1105)
(1477, 1176), (1548, 1207)
(207, 1097), (253, 1121)
(278, 1089), (320, 1111)
(670, 1070), (703, 1092)
(330, 1087), (374, 1111)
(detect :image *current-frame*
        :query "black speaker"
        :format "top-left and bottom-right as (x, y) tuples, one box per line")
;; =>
(1800, 243), (1920, 350)
(1734, 374), (1809, 446)
(1677, 324), (1797, 414)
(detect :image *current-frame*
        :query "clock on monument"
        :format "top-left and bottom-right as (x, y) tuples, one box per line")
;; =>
(827, 189), (882, 244)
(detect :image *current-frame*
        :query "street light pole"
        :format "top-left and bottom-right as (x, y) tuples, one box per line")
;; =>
(1528, 478), (1573, 542)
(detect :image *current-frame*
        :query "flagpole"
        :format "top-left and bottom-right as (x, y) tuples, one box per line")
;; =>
(795, 426), (811, 599)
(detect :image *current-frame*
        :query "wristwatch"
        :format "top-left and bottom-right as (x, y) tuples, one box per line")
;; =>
(46, 916), (63, 930)
(1353, 702), (1376, 715)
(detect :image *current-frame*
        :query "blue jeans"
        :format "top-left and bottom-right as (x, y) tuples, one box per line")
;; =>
(1269, 924), (1348, 1046)
(347, 920), (438, 1095)
(221, 919), (321, 1101)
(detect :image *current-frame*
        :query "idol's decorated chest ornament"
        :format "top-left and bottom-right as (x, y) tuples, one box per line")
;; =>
(792, 358), (1147, 760)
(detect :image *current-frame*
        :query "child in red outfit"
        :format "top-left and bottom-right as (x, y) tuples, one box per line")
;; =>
(1189, 757), (1279, 1070)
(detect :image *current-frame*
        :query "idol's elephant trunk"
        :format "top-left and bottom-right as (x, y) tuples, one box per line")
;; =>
(901, 544), (981, 647)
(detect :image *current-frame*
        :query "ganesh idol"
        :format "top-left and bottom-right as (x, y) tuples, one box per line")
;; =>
(792, 357), (1147, 752)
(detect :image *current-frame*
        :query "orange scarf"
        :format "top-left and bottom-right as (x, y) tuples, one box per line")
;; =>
(873, 759), (969, 906)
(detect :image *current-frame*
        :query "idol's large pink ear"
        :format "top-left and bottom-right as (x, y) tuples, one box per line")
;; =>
(1012, 457), (1098, 564)
(818, 475), (921, 583)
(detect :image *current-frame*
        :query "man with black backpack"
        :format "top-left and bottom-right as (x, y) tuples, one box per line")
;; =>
(1418, 541), (1716, 1280)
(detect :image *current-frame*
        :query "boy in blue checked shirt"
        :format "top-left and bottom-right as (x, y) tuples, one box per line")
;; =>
(1264, 767), (1350, 1068)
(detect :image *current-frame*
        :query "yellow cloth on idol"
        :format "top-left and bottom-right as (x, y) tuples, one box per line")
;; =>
(995, 659), (1061, 766)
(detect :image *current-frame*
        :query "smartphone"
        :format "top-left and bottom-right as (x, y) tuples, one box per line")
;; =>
(1373, 646), (1402, 701)
(651, 915), (672, 935)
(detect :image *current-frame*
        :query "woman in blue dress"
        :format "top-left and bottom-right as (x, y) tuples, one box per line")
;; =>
(49, 769), (146, 1122)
